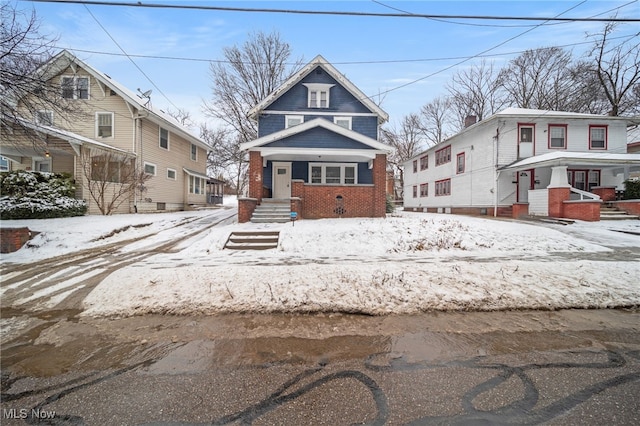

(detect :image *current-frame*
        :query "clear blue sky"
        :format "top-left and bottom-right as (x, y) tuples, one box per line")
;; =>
(22, 0), (640, 129)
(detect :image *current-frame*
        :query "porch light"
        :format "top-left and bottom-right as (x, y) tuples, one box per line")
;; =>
(45, 151), (50, 158)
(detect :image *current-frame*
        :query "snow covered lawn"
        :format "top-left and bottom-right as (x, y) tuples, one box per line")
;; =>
(2, 208), (639, 316)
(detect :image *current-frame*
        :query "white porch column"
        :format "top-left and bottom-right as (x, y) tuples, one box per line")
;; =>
(548, 165), (570, 188)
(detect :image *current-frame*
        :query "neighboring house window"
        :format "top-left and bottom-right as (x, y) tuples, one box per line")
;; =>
(334, 117), (352, 129)
(0, 156), (9, 172)
(435, 179), (451, 196)
(144, 162), (156, 176)
(435, 145), (451, 166)
(189, 176), (205, 194)
(412, 185), (417, 198)
(167, 168), (176, 180)
(519, 125), (534, 143)
(96, 112), (114, 138)
(419, 155), (428, 171)
(286, 115), (303, 128)
(91, 155), (129, 183)
(420, 183), (428, 197)
(159, 127), (169, 150)
(412, 160), (418, 173)
(190, 143), (197, 161)
(309, 163), (357, 184)
(457, 152), (465, 174)
(548, 124), (567, 149)
(35, 110), (53, 126)
(61, 76), (89, 99)
(303, 83), (334, 108)
(589, 125), (607, 150)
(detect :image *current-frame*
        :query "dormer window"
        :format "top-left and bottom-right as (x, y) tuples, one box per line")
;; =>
(303, 83), (334, 108)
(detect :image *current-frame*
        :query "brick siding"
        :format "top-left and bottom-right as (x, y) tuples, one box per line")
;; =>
(1, 227), (31, 253)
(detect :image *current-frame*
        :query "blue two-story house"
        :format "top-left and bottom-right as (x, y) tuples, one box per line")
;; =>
(238, 55), (393, 222)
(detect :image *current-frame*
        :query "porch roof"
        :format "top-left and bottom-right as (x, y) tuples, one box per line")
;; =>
(500, 152), (640, 172)
(182, 168), (209, 180)
(1, 118), (134, 161)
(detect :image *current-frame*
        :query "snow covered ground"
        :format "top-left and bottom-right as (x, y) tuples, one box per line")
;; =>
(1, 199), (639, 316)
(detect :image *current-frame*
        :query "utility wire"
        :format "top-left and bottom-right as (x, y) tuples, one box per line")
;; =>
(28, 0), (640, 22)
(82, 3), (181, 112)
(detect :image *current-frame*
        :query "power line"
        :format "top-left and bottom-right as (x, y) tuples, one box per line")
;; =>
(28, 0), (640, 22)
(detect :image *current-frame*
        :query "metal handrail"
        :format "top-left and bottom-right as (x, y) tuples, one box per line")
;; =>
(570, 187), (600, 201)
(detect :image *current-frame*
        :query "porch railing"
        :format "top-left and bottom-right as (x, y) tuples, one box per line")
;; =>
(569, 188), (600, 201)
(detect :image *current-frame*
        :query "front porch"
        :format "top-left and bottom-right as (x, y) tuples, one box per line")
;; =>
(501, 153), (640, 222)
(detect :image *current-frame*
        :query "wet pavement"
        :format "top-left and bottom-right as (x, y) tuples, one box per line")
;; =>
(2, 309), (639, 425)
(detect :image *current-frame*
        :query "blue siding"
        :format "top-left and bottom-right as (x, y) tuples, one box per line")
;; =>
(258, 115), (378, 139)
(266, 66), (372, 115)
(264, 127), (372, 149)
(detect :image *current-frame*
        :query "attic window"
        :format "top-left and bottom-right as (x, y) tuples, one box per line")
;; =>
(303, 83), (334, 109)
(61, 76), (89, 99)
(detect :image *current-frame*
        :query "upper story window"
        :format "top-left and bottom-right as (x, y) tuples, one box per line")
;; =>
(144, 162), (156, 176)
(167, 168), (177, 180)
(96, 112), (114, 138)
(589, 125), (607, 150)
(457, 152), (465, 174)
(334, 117), (352, 130)
(419, 155), (428, 171)
(412, 160), (418, 173)
(303, 83), (334, 108)
(0, 156), (9, 172)
(285, 115), (303, 128)
(435, 145), (451, 166)
(191, 143), (198, 161)
(519, 124), (534, 143)
(548, 124), (567, 149)
(35, 110), (53, 126)
(61, 76), (89, 99)
(159, 127), (169, 150)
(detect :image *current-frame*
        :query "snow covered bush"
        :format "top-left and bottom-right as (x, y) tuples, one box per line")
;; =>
(0, 170), (87, 219)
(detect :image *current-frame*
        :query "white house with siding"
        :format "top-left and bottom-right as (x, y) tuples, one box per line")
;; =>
(0, 50), (210, 214)
(403, 108), (640, 220)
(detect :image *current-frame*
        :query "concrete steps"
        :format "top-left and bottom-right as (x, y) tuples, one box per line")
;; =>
(224, 231), (280, 250)
(251, 199), (291, 223)
(600, 204), (640, 220)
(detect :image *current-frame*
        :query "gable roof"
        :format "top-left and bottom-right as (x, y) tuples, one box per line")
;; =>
(40, 50), (210, 151)
(240, 118), (393, 153)
(247, 55), (389, 124)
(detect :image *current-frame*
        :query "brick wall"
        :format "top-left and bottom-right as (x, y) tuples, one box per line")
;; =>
(592, 186), (616, 202)
(372, 154), (387, 218)
(512, 203), (529, 219)
(1, 227), (31, 253)
(248, 151), (263, 201)
(548, 187), (570, 218)
(301, 184), (377, 218)
(611, 200), (640, 215)
(238, 198), (258, 223)
(563, 200), (602, 221)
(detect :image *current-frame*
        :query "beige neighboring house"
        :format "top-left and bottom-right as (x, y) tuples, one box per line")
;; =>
(0, 50), (210, 214)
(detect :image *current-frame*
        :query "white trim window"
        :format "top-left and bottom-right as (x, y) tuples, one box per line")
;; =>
(167, 168), (177, 180)
(334, 116), (352, 129)
(96, 112), (114, 138)
(303, 83), (334, 108)
(589, 126), (607, 150)
(159, 127), (169, 150)
(548, 124), (567, 149)
(61, 76), (89, 99)
(144, 162), (156, 176)
(35, 110), (53, 126)
(309, 163), (357, 185)
(285, 115), (304, 128)
(190, 143), (198, 161)
(189, 175), (205, 194)
(0, 156), (10, 172)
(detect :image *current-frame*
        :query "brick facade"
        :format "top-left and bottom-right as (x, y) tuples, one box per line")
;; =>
(548, 187), (570, 218)
(248, 151), (263, 201)
(512, 203), (529, 219)
(1, 227), (31, 253)
(563, 200), (602, 221)
(238, 198), (258, 223)
(592, 186), (616, 202)
(612, 200), (640, 215)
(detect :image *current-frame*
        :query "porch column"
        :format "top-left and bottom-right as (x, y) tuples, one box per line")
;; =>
(548, 165), (570, 218)
(373, 153), (387, 217)
(248, 151), (263, 202)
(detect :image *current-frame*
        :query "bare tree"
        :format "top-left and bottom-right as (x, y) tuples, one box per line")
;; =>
(1, 2), (81, 146)
(202, 31), (303, 195)
(166, 107), (193, 128)
(447, 59), (505, 129)
(586, 22), (640, 116)
(200, 124), (248, 195)
(380, 113), (427, 200)
(420, 96), (453, 146)
(497, 47), (578, 111)
(80, 150), (151, 215)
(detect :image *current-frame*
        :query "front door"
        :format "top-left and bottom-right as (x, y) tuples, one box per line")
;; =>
(272, 163), (291, 199)
(517, 170), (533, 202)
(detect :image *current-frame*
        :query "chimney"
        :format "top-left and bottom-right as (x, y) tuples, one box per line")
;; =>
(464, 115), (477, 128)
